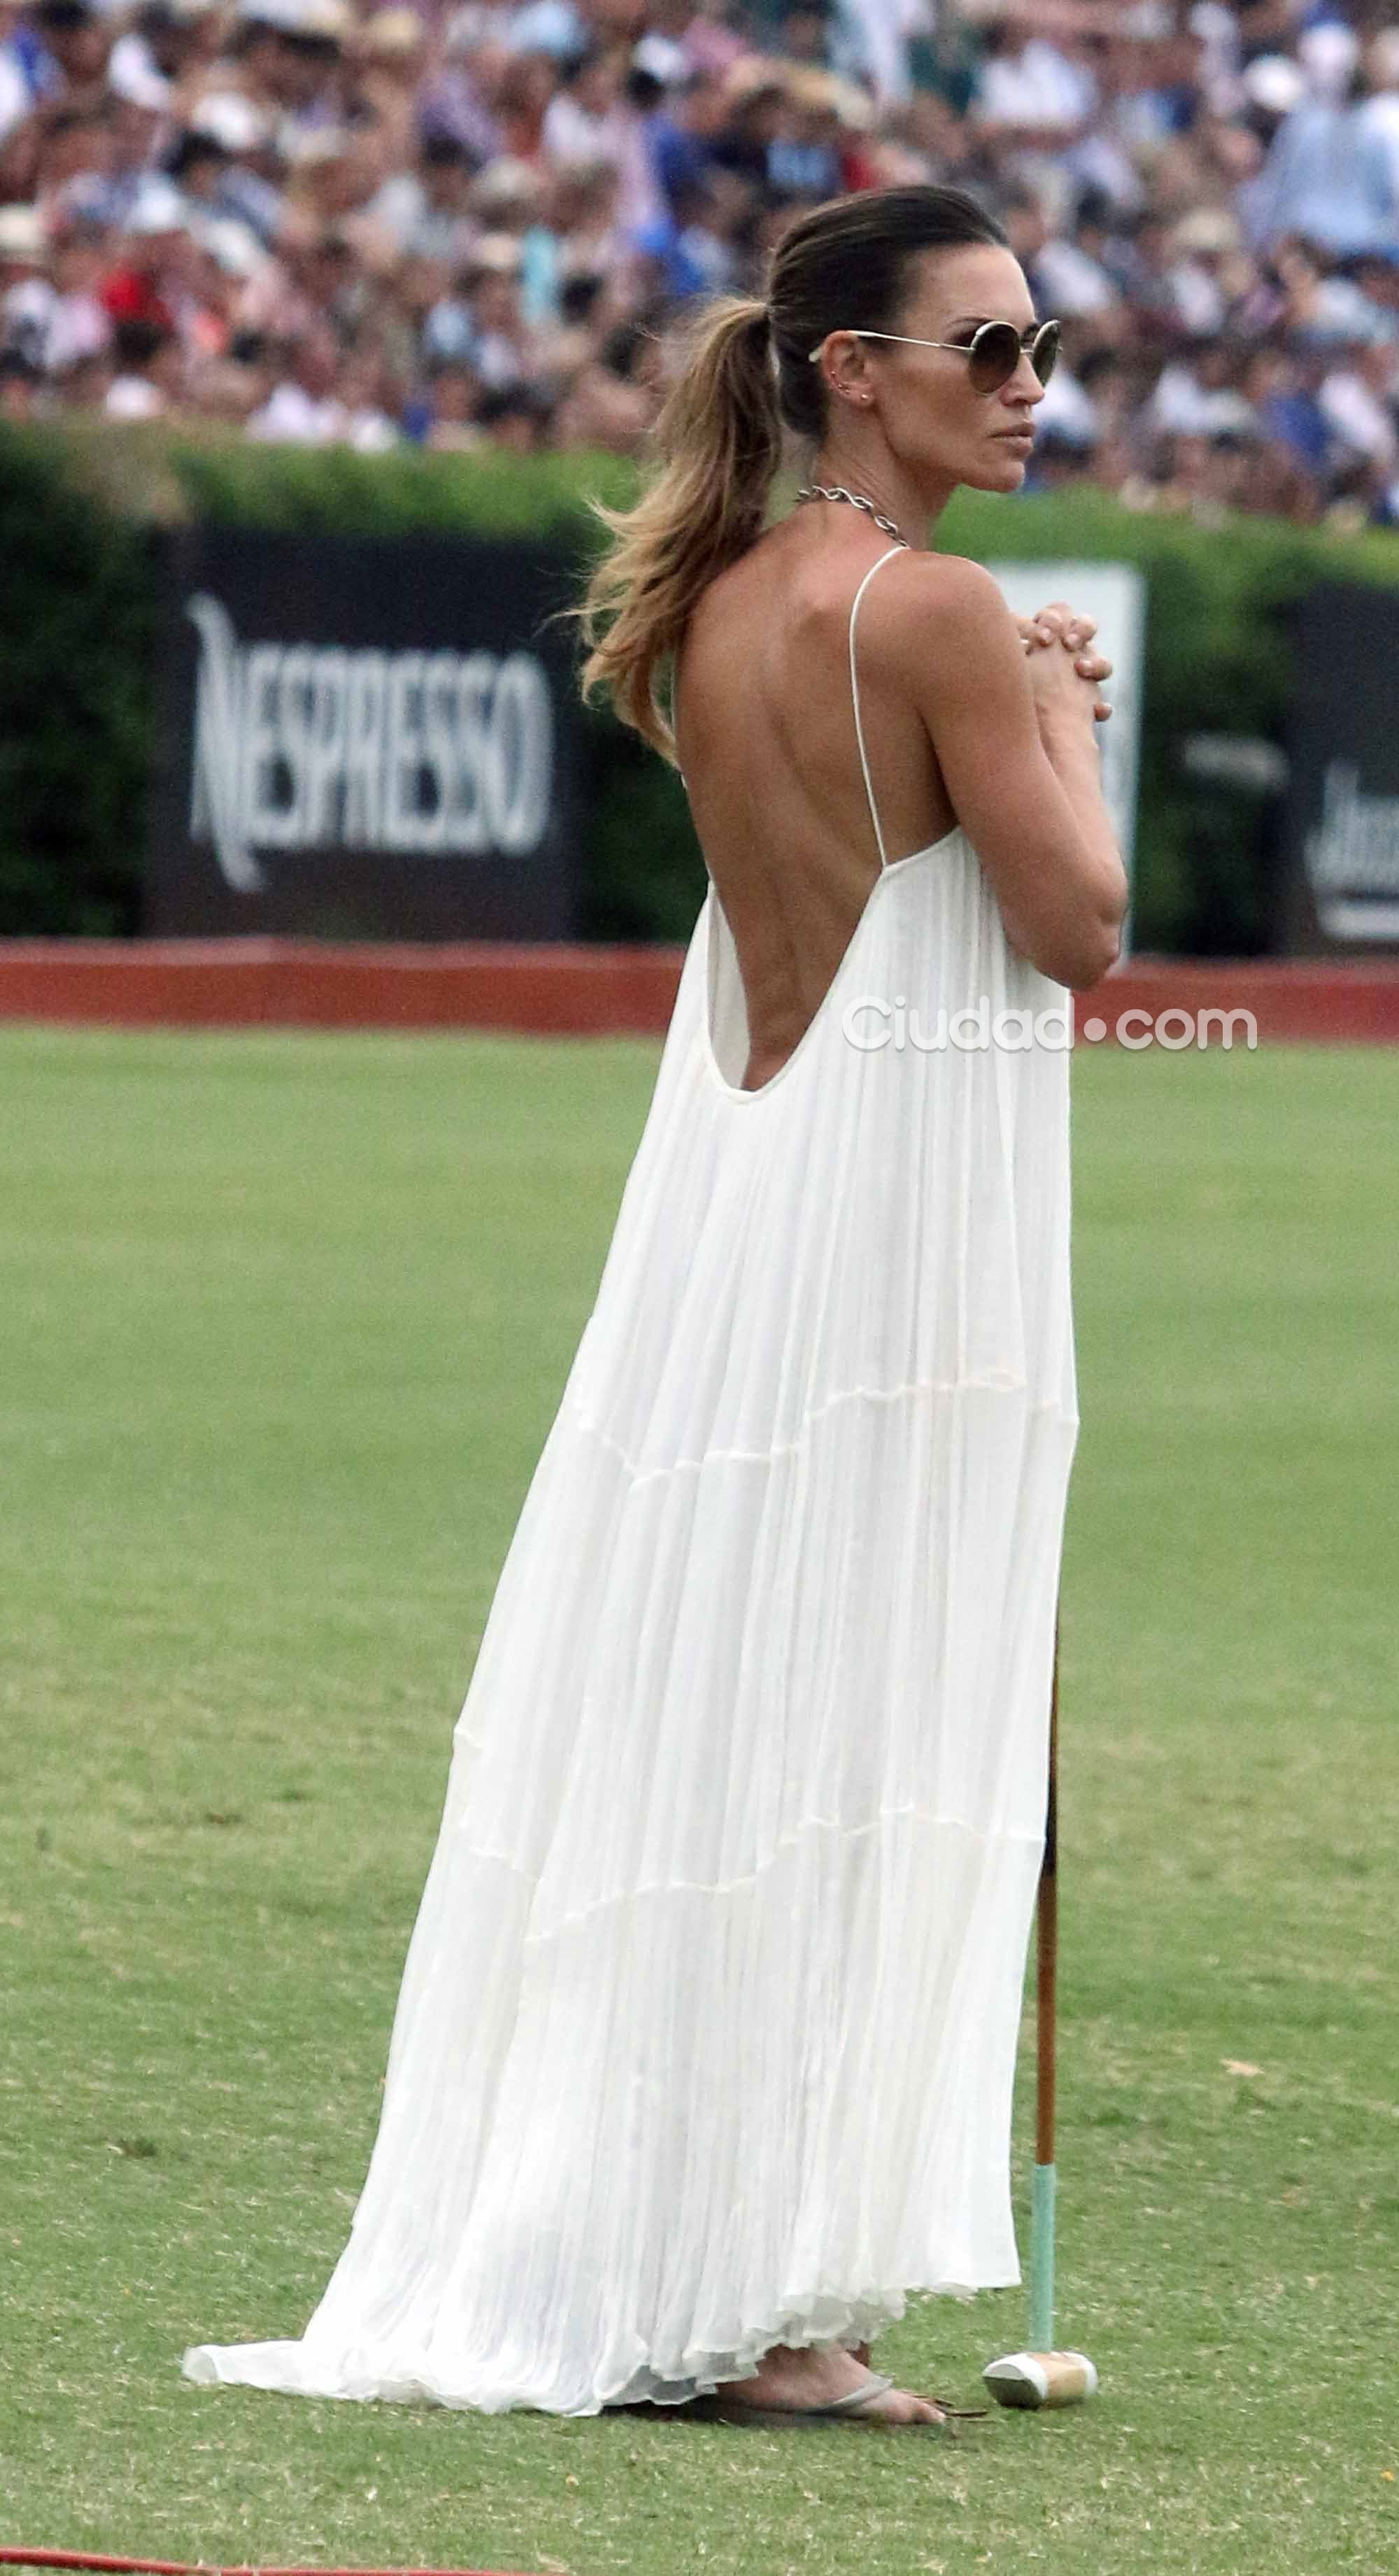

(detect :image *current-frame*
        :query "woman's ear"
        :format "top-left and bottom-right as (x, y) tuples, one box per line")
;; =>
(823, 332), (874, 410)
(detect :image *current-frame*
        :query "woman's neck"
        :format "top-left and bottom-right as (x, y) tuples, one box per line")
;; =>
(804, 443), (951, 549)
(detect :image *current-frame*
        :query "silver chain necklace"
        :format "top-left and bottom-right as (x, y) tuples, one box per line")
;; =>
(795, 483), (911, 547)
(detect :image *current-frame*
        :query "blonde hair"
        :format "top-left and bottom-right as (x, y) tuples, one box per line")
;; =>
(569, 187), (1009, 766)
(573, 295), (781, 765)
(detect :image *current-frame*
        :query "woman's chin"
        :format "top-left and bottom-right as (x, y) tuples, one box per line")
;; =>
(965, 449), (1032, 494)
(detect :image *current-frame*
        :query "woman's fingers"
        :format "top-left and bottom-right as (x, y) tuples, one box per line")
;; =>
(1023, 604), (1111, 712)
(1021, 613), (1109, 678)
(1028, 605), (1100, 651)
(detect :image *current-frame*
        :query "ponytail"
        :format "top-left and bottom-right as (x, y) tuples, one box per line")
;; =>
(573, 295), (781, 765)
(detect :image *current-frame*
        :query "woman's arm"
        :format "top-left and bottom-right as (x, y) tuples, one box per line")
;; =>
(894, 554), (1129, 990)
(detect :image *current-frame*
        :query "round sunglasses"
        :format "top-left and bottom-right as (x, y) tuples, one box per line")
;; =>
(807, 317), (1061, 396)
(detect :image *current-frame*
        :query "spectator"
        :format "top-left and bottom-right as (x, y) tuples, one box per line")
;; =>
(629, 166), (741, 296)
(185, 91), (283, 246)
(541, 38), (625, 164)
(334, 328), (400, 439)
(491, 48), (558, 163)
(1000, 185), (1121, 320)
(467, 151), (553, 314)
(647, 64), (727, 212)
(472, 371), (551, 444)
(1358, 30), (1399, 203)
(246, 311), (348, 432)
(28, 0), (114, 106)
(1240, 24), (1399, 260)
(0, 2), (31, 155)
(0, 338), (41, 411)
(417, 7), (509, 165)
(1316, 313), (1399, 479)
(363, 131), (481, 264)
(768, 66), (844, 202)
(0, 198), (51, 360)
(970, 9), (1098, 153)
(418, 348), (485, 446)
(103, 311), (183, 411)
(422, 228), (551, 381)
(1022, 418), (1100, 492)
(707, 59), (787, 192)
(350, 6), (427, 165)
(550, 306), (655, 448)
(43, 206), (111, 367)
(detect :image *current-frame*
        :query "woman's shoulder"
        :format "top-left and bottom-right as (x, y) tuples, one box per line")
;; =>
(878, 545), (1007, 613)
(855, 546), (1014, 672)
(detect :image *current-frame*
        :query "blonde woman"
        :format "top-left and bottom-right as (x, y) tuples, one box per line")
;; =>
(184, 185), (1127, 2433)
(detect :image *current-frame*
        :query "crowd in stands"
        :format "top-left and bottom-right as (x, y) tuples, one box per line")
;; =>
(3, 0), (1399, 526)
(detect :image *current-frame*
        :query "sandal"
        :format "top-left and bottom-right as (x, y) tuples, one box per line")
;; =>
(704, 2370), (975, 2432)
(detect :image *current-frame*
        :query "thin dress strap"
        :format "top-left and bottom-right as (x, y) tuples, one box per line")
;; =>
(848, 544), (907, 874)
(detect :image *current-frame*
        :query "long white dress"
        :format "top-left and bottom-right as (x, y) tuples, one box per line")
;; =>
(183, 544), (1079, 2418)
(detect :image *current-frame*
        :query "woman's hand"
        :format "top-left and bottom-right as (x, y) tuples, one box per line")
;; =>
(1015, 603), (1114, 724)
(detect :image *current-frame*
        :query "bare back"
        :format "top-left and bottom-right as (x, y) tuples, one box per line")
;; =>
(673, 515), (959, 1096)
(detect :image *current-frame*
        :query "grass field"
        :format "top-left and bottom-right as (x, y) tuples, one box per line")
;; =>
(1, 1021), (1395, 2576)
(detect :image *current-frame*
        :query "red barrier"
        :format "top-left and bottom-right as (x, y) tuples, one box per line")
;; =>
(1082, 956), (1399, 1044)
(0, 938), (681, 1035)
(1, 938), (1397, 1042)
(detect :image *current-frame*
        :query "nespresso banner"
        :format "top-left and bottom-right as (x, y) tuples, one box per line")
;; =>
(147, 523), (583, 940)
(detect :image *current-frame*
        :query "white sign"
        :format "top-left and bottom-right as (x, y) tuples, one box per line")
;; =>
(186, 593), (556, 895)
(1302, 759), (1399, 942)
(988, 560), (1147, 962)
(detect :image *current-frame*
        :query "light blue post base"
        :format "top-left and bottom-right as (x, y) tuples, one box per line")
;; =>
(1029, 2160), (1056, 2354)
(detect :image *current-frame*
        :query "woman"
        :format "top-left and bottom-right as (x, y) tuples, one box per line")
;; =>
(183, 184), (1127, 2433)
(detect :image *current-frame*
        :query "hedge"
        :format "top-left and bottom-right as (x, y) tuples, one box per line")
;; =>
(3, 417), (1398, 951)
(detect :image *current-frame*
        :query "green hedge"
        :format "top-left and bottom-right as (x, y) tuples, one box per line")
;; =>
(0, 432), (158, 937)
(3, 419), (1398, 951)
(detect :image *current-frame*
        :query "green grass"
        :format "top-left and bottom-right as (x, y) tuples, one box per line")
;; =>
(1, 1024), (1395, 2576)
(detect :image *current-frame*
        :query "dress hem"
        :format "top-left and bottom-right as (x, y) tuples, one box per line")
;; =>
(180, 2264), (1021, 2419)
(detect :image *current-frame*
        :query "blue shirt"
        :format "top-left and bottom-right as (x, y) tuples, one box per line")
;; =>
(1241, 103), (1399, 257)
(650, 116), (713, 213)
(1258, 390), (1334, 474)
(627, 214), (710, 299)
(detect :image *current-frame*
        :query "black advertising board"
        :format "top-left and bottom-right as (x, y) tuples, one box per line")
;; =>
(1278, 583), (1399, 954)
(146, 525), (584, 940)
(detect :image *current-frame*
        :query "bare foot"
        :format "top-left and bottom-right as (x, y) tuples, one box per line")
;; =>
(715, 2340), (945, 2426)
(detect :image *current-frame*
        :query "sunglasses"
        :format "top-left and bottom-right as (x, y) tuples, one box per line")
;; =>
(807, 317), (1061, 395)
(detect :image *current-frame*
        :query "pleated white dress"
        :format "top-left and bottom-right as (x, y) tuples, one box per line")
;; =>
(183, 544), (1079, 2418)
